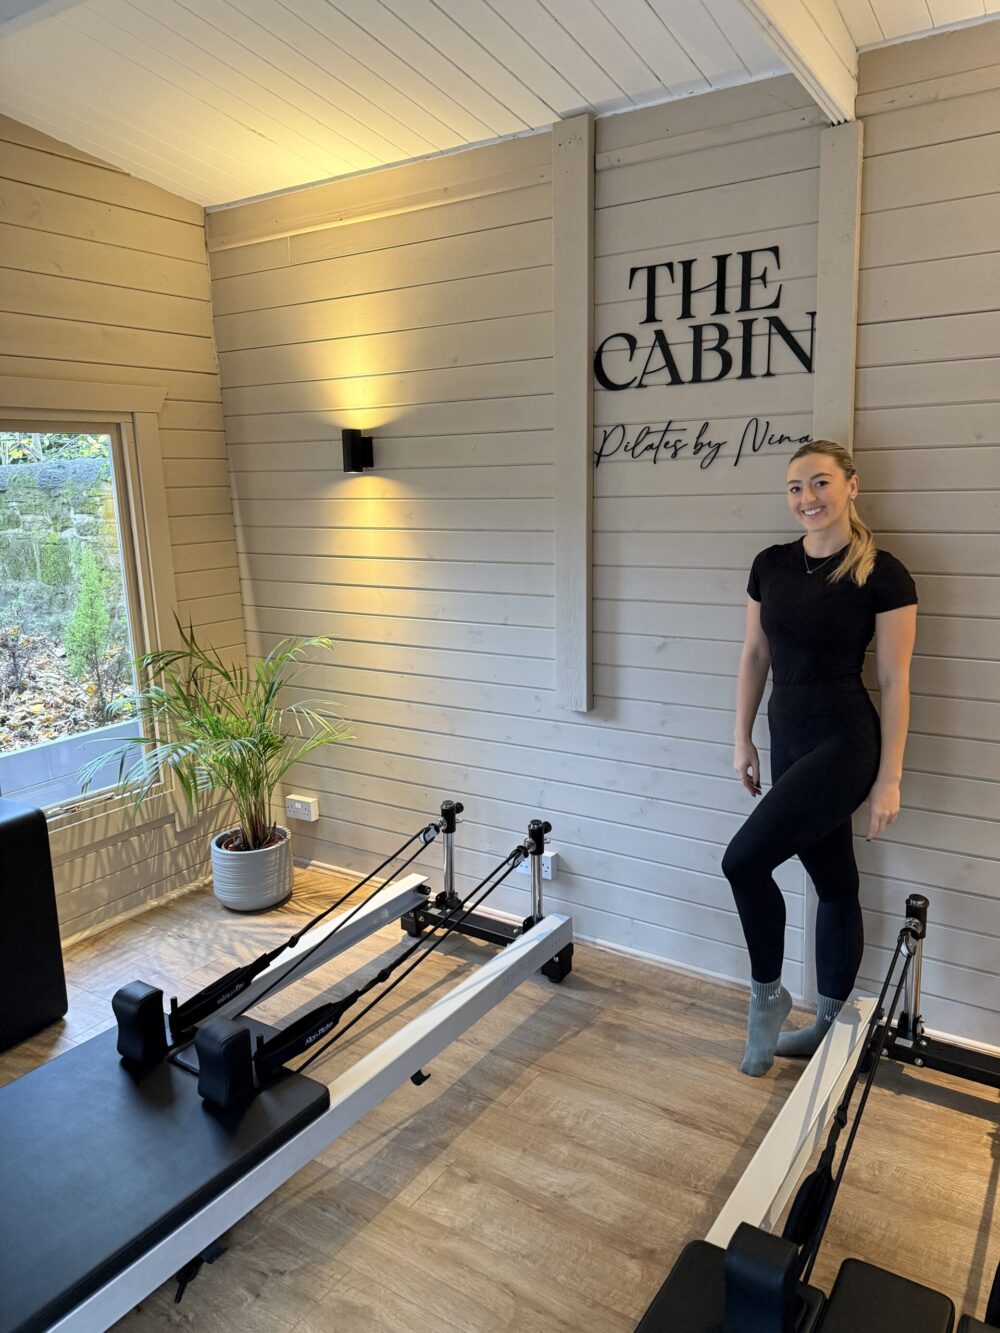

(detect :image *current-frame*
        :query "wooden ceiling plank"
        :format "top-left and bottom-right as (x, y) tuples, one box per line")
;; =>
(542, 0), (665, 101)
(486, 0), (632, 111)
(432, 0), (590, 115)
(173, 0), (425, 165)
(374, 0), (557, 125)
(289, 0), (495, 142)
(0, 85), (254, 204)
(96, 0), (375, 174)
(702, 0), (786, 75)
(331, 0), (530, 134)
(925, 0), (986, 24)
(0, 0), (84, 36)
(2, 15), (306, 194)
(834, 0), (885, 48)
(222, 0), (436, 160)
(870, 0), (935, 40)
(735, 0), (858, 120)
(646, 0), (748, 85)
(803, 0), (859, 69)
(239, 0), (456, 152)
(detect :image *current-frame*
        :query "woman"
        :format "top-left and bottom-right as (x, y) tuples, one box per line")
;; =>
(723, 440), (918, 1077)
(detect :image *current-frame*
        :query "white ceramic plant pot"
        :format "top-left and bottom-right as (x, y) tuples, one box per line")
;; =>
(210, 825), (293, 912)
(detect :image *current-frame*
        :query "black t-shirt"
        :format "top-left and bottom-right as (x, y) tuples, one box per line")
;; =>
(747, 537), (918, 686)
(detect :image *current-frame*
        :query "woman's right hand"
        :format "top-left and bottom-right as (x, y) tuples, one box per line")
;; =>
(734, 740), (763, 798)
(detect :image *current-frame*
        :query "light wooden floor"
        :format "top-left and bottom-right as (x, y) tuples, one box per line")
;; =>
(3, 867), (997, 1331)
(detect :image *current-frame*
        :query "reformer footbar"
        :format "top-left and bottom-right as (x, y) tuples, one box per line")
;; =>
(636, 896), (999, 1333)
(111, 804), (454, 1067)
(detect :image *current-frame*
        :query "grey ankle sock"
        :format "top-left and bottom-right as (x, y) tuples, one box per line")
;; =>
(776, 994), (844, 1058)
(740, 978), (793, 1077)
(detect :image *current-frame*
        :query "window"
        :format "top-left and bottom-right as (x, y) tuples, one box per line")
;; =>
(0, 378), (179, 838)
(0, 428), (143, 809)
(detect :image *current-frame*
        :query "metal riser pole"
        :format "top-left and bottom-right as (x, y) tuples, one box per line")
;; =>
(899, 893), (928, 1040)
(443, 830), (454, 901)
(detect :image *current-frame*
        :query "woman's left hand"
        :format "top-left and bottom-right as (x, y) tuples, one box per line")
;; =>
(866, 778), (900, 840)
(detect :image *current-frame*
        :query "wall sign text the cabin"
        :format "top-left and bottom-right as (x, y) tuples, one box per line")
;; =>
(594, 246), (816, 390)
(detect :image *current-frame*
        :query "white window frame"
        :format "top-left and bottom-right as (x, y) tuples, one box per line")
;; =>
(0, 376), (190, 845)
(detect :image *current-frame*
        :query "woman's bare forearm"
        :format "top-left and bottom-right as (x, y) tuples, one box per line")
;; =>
(735, 649), (770, 743)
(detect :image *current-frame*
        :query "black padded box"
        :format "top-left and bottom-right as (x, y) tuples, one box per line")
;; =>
(0, 798), (68, 1051)
(820, 1259), (955, 1333)
(635, 1239), (826, 1332)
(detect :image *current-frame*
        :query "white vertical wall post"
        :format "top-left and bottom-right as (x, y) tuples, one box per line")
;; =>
(552, 114), (595, 712)
(805, 119), (864, 1001)
(813, 120), (863, 451)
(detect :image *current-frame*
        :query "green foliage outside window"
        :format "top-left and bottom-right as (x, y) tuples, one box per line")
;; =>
(0, 432), (109, 464)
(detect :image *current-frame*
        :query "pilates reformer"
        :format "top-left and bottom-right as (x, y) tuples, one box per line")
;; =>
(636, 894), (1000, 1333)
(0, 800), (573, 1333)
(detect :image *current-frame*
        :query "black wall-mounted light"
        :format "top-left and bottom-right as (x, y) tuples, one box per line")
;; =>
(342, 427), (374, 472)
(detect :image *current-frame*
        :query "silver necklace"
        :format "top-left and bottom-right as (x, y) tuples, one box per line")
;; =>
(801, 538), (844, 575)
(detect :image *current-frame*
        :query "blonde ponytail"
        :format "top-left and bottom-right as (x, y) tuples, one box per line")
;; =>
(787, 440), (876, 588)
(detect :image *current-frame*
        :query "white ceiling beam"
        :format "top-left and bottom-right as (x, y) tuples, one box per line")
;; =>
(0, 0), (86, 37)
(735, 0), (859, 122)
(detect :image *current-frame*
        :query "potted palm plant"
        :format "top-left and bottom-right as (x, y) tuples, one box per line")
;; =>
(81, 620), (352, 911)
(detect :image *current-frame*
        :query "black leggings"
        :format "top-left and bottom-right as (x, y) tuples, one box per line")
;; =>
(722, 682), (882, 1000)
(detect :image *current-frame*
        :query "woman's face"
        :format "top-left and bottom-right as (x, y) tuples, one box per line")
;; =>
(785, 453), (858, 535)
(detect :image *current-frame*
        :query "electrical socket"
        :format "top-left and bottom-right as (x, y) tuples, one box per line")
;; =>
(285, 794), (319, 822)
(514, 847), (558, 880)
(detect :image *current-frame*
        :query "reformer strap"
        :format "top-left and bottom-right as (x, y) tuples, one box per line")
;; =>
(295, 843), (527, 1076)
(195, 842), (528, 1108)
(229, 836), (433, 1029)
(166, 950), (286, 1038)
(166, 813), (443, 1041)
(785, 919), (922, 1283)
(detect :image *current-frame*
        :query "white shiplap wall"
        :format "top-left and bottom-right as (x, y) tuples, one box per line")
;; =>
(208, 133), (563, 946)
(0, 113), (243, 937)
(851, 23), (1000, 1046)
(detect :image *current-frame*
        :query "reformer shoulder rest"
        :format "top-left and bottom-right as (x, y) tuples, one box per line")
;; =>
(636, 1232), (956, 1333)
